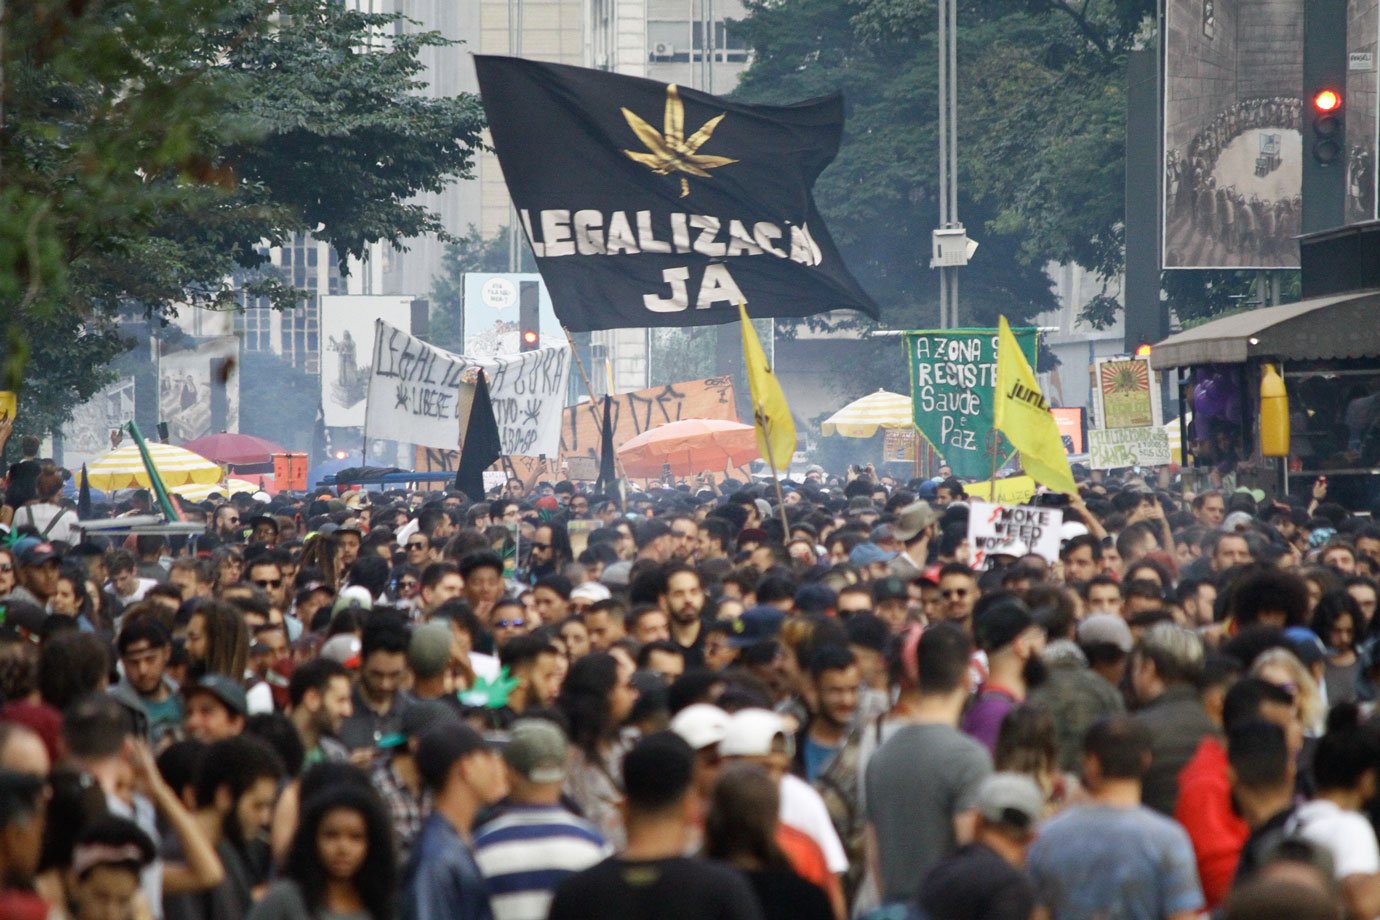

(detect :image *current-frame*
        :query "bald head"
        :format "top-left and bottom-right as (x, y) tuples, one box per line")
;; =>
(0, 724), (49, 778)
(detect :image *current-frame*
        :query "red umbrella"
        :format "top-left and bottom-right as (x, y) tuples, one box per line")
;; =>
(181, 433), (285, 467)
(617, 418), (760, 478)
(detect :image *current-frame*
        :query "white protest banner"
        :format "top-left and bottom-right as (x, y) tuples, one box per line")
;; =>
(967, 501), (1063, 568)
(366, 321), (570, 456)
(1087, 426), (1172, 470)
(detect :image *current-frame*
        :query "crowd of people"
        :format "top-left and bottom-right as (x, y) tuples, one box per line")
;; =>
(1, 423), (1379, 920)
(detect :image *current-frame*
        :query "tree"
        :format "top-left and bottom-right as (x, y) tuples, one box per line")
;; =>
(732, 0), (1157, 391)
(1, 0), (486, 451)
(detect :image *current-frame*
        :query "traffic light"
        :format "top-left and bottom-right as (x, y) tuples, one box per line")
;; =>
(1302, 0), (1346, 234)
(519, 280), (539, 352)
(1311, 88), (1344, 166)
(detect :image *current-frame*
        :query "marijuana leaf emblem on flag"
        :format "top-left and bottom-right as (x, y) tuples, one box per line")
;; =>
(622, 84), (738, 198)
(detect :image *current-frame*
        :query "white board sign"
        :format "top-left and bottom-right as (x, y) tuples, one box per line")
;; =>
(1087, 426), (1172, 470)
(365, 321), (570, 456)
(967, 501), (1063, 568)
(320, 295), (414, 428)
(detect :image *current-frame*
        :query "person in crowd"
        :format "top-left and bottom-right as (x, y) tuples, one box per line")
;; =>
(917, 772), (1042, 920)
(402, 722), (509, 920)
(248, 784), (396, 920)
(68, 816), (158, 920)
(473, 719), (611, 920)
(288, 657), (354, 767)
(865, 623), (991, 908)
(962, 598), (1045, 751)
(1027, 716), (1203, 920)
(1129, 623), (1214, 815)
(339, 614), (413, 752)
(116, 618), (184, 745)
(557, 651), (638, 848)
(547, 731), (763, 920)
(704, 762), (834, 920)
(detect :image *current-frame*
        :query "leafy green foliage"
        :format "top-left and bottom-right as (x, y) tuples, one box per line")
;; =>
(1, 0), (486, 451)
(733, 0), (1156, 394)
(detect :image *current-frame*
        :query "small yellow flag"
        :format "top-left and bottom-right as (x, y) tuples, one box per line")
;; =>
(740, 304), (797, 474)
(994, 316), (1077, 495)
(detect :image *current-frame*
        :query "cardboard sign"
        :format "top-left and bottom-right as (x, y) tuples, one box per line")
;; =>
(1093, 356), (1160, 429)
(882, 428), (917, 462)
(904, 328), (1039, 479)
(1087, 426), (1172, 470)
(967, 500), (1063, 568)
(560, 377), (737, 460)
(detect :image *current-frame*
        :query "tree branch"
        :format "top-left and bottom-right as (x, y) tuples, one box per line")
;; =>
(1045, 0), (1114, 62)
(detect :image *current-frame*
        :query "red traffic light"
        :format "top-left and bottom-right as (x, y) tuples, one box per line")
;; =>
(1314, 89), (1342, 113)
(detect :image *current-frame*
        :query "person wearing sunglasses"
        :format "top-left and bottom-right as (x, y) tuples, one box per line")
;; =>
(490, 599), (531, 651)
(0, 548), (17, 599)
(247, 557), (289, 611)
(404, 533), (433, 567)
(936, 563), (979, 634)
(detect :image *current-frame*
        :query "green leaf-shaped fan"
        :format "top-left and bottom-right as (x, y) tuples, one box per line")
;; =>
(459, 666), (520, 709)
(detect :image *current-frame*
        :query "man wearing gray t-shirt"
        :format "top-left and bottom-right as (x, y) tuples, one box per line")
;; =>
(864, 623), (992, 906)
(1028, 716), (1203, 920)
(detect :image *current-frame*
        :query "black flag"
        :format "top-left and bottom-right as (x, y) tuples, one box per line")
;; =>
(596, 395), (616, 493)
(455, 370), (502, 500)
(77, 464), (91, 519)
(474, 55), (879, 332)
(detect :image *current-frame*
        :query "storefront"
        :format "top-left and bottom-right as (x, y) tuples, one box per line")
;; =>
(1151, 290), (1380, 509)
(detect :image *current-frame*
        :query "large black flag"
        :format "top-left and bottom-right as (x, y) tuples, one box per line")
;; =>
(474, 55), (879, 332)
(456, 370), (502, 500)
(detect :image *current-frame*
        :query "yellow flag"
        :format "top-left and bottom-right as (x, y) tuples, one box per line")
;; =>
(994, 316), (1077, 494)
(740, 304), (797, 473)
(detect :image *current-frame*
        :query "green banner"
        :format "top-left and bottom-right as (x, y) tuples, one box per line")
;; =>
(904, 327), (1039, 480)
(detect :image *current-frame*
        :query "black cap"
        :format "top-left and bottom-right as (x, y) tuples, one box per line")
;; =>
(184, 674), (248, 717)
(0, 599), (46, 642)
(416, 722), (495, 791)
(973, 600), (1035, 653)
(727, 606), (785, 649)
(872, 576), (909, 603)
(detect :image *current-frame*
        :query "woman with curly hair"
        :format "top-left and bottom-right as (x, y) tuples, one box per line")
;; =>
(557, 651), (639, 848)
(250, 783), (396, 920)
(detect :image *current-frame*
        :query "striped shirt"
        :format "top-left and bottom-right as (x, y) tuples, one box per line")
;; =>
(473, 803), (613, 920)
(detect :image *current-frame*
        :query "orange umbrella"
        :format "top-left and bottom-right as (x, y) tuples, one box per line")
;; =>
(617, 418), (761, 478)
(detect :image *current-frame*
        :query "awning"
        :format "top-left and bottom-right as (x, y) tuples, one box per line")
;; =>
(1150, 290), (1380, 370)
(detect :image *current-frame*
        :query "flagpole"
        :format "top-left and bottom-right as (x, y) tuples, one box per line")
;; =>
(562, 327), (626, 481)
(988, 431), (1000, 502)
(757, 414), (792, 536)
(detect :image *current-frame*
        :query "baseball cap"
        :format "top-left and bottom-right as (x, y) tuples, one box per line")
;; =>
(975, 772), (1045, 831)
(417, 722), (498, 791)
(378, 699), (462, 749)
(504, 718), (569, 783)
(321, 634), (363, 668)
(871, 575), (909, 603)
(1222, 510), (1255, 533)
(670, 703), (731, 751)
(184, 674), (248, 717)
(1059, 521), (1090, 542)
(0, 599), (46, 643)
(571, 582), (612, 605)
(1077, 612), (1134, 653)
(408, 622), (453, 680)
(727, 605), (785, 649)
(601, 560), (633, 588)
(849, 543), (897, 568)
(973, 600), (1036, 653)
(331, 585), (373, 617)
(719, 708), (791, 758)
(18, 542), (60, 567)
(987, 537), (1030, 560)
(893, 501), (940, 542)
(794, 583), (837, 616)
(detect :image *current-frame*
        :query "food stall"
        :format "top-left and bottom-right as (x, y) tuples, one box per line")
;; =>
(1150, 289), (1380, 509)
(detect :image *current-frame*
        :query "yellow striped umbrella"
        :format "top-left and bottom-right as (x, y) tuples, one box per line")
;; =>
(820, 390), (915, 438)
(171, 478), (259, 502)
(84, 442), (224, 491)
